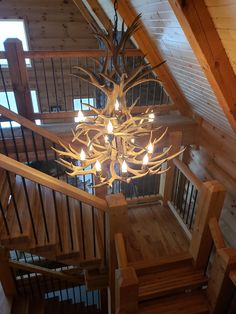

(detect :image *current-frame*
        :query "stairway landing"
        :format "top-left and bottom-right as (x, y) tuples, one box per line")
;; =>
(126, 205), (190, 263)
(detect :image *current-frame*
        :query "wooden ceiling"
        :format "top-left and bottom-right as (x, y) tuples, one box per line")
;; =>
(96, 0), (236, 137)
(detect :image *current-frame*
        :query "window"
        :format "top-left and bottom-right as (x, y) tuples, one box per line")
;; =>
(0, 90), (41, 127)
(74, 98), (96, 122)
(0, 19), (30, 66)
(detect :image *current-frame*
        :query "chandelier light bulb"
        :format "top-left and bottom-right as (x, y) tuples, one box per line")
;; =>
(107, 120), (113, 134)
(115, 99), (120, 111)
(77, 110), (86, 122)
(95, 160), (102, 172)
(80, 149), (86, 161)
(121, 160), (128, 173)
(89, 144), (93, 151)
(131, 138), (135, 144)
(147, 143), (154, 154)
(143, 153), (149, 165)
(148, 113), (155, 123)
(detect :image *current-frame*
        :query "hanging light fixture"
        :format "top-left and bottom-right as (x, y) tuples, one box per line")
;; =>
(54, 5), (183, 188)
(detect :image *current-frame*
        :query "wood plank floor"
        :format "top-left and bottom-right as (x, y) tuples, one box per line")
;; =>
(126, 205), (190, 263)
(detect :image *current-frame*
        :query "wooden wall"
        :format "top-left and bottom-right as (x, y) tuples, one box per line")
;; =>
(125, 0), (235, 137)
(0, 0), (98, 50)
(188, 121), (236, 248)
(205, 0), (236, 75)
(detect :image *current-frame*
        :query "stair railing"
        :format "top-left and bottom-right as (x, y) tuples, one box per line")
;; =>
(206, 217), (236, 314)
(0, 153), (107, 268)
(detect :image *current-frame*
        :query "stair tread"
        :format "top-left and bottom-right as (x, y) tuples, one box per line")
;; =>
(138, 290), (210, 314)
(138, 266), (207, 301)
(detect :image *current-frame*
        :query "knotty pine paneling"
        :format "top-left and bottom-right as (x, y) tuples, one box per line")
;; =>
(0, 0), (98, 50)
(129, 0), (235, 137)
(205, 0), (236, 74)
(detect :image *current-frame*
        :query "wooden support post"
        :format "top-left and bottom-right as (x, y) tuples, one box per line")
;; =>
(4, 39), (34, 120)
(160, 131), (182, 205)
(0, 248), (16, 297)
(207, 248), (236, 314)
(105, 194), (130, 314)
(189, 180), (226, 269)
(115, 267), (139, 314)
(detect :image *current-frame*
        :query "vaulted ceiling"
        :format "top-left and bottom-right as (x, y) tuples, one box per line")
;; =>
(92, 0), (236, 138)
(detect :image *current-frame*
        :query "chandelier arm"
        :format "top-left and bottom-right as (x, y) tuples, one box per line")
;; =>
(99, 72), (117, 85)
(137, 60), (166, 81)
(149, 147), (172, 161)
(128, 97), (140, 114)
(149, 167), (170, 175)
(80, 103), (100, 114)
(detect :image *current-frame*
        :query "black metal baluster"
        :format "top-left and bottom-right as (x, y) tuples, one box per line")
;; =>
(20, 126), (29, 164)
(79, 201), (86, 259)
(31, 131), (39, 161)
(186, 184), (194, 227)
(6, 171), (23, 233)
(37, 184), (50, 242)
(103, 212), (107, 267)
(51, 58), (59, 108)
(183, 180), (190, 223)
(32, 59), (43, 113)
(0, 199), (9, 235)
(92, 206), (96, 258)
(42, 58), (50, 112)
(21, 177), (37, 243)
(60, 58), (67, 111)
(22, 252), (34, 297)
(9, 121), (19, 161)
(52, 190), (63, 251)
(0, 124), (8, 155)
(66, 196), (74, 251)
(189, 189), (198, 229)
(42, 137), (48, 160)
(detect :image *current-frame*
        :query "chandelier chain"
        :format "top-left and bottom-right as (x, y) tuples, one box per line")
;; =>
(113, 0), (119, 45)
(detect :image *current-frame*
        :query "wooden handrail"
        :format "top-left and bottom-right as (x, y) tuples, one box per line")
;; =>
(0, 49), (143, 59)
(9, 260), (84, 284)
(209, 217), (226, 251)
(0, 104), (63, 146)
(173, 158), (202, 191)
(0, 153), (107, 211)
(115, 233), (128, 269)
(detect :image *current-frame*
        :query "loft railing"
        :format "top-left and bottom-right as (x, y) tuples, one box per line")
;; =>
(0, 38), (172, 124)
(168, 158), (203, 236)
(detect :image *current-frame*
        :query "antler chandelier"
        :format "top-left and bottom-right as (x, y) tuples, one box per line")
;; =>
(55, 14), (183, 188)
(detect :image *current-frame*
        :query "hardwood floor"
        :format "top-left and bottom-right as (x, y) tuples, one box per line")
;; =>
(126, 205), (190, 263)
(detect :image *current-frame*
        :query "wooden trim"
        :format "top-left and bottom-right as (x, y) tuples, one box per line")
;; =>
(32, 104), (177, 120)
(0, 248), (16, 296)
(168, 201), (192, 240)
(115, 233), (128, 269)
(169, 0), (236, 134)
(173, 158), (202, 191)
(0, 153), (107, 211)
(0, 104), (62, 145)
(209, 217), (226, 251)
(0, 49), (143, 59)
(9, 260), (84, 284)
(126, 195), (162, 208)
(116, 0), (191, 116)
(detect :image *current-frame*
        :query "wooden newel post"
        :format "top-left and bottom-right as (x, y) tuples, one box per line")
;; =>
(4, 39), (34, 120)
(105, 194), (130, 314)
(0, 247), (16, 296)
(207, 248), (236, 314)
(115, 267), (139, 314)
(160, 131), (182, 205)
(189, 180), (226, 269)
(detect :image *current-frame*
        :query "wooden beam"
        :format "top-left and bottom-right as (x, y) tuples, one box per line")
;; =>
(84, 0), (113, 32)
(209, 217), (226, 251)
(0, 248), (16, 297)
(73, 0), (101, 33)
(114, 0), (190, 116)
(169, 0), (236, 134)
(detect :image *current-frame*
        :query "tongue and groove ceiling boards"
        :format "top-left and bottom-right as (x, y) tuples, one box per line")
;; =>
(100, 0), (236, 137)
